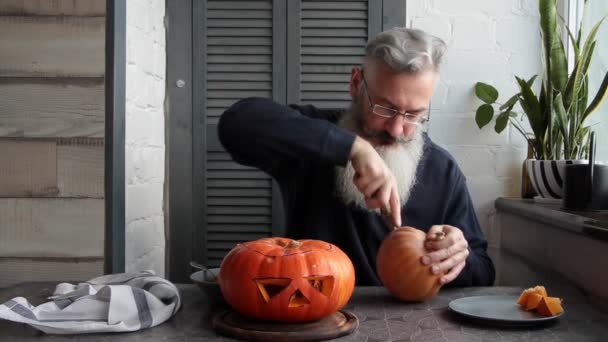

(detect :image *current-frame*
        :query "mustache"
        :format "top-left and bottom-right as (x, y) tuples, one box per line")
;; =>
(360, 126), (412, 145)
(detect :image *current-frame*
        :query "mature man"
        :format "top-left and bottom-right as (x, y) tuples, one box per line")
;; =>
(218, 27), (495, 287)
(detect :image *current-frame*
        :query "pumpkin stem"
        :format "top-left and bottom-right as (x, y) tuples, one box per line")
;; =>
(433, 232), (446, 241)
(286, 240), (302, 248)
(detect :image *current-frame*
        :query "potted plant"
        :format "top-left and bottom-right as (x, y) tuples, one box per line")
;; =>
(473, 0), (607, 199)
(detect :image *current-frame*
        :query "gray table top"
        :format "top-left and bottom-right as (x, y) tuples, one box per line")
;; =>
(2, 281), (608, 342)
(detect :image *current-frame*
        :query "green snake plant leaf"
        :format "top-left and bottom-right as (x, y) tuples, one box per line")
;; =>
(494, 111), (510, 133)
(539, 0), (568, 93)
(583, 71), (608, 119)
(475, 82), (499, 104)
(516, 76), (542, 137)
(569, 16), (605, 112)
(475, 104), (494, 128)
(553, 93), (570, 157)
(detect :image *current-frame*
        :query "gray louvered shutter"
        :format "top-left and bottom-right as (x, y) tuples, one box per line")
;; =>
(200, 0), (286, 267)
(288, 0), (382, 106)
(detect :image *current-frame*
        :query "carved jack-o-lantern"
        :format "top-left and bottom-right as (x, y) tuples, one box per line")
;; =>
(218, 237), (355, 322)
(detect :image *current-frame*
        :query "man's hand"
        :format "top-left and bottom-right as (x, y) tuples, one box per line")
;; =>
(350, 136), (401, 227)
(421, 225), (469, 285)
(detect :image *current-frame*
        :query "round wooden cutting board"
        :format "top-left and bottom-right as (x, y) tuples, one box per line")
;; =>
(211, 309), (358, 342)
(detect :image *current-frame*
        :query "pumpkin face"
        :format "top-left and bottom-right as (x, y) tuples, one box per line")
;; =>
(376, 226), (443, 301)
(218, 237), (355, 322)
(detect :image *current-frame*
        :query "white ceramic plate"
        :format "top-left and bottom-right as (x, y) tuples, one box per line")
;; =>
(448, 295), (563, 327)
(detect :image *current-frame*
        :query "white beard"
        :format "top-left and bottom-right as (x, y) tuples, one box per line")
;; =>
(334, 109), (425, 211)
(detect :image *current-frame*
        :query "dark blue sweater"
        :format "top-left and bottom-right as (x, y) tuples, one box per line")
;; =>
(218, 97), (495, 287)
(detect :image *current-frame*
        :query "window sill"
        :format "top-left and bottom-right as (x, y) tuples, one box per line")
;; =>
(494, 197), (608, 306)
(495, 197), (608, 242)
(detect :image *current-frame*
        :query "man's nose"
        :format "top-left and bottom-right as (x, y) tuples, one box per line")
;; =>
(385, 115), (416, 138)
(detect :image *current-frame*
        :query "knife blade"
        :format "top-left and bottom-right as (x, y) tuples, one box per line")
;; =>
(380, 206), (398, 232)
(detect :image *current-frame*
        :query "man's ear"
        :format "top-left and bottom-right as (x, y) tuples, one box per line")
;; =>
(349, 67), (362, 99)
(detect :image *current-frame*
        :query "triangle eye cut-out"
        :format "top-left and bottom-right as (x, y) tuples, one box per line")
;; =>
(304, 276), (334, 297)
(254, 278), (291, 303)
(288, 289), (311, 307)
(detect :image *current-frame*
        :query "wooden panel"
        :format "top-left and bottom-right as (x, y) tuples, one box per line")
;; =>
(0, 0), (106, 16)
(57, 138), (104, 198)
(0, 78), (104, 137)
(0, 257), (104, 288)
(0, 16), (105, 77)
(0, 198), (104, 258)
(0, 139), (58, 197)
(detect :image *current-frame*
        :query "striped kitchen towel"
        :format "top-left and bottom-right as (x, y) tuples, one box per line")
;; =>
(0, 270), (181, 334)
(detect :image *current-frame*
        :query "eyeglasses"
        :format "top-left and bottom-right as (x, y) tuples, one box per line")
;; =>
(361, 72), (431, 126)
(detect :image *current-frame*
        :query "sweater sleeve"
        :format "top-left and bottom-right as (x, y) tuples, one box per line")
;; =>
(217, 97), (356, 179)
(443, 174), (496, 287)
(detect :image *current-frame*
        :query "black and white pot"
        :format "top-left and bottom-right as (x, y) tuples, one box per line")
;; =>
(525, 159), (587, 199)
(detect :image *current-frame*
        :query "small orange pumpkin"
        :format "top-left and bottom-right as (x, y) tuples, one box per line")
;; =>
(376, 226), (444, 301)
(218, 237), (355, 322)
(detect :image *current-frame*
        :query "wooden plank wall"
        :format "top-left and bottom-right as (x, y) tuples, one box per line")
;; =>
(0, 0), (106, 288)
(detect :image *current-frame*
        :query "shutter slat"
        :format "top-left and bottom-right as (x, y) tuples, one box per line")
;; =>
(302, 10), (367, 19)
(208, 10), (272, 18)
(207, 46), (271, 54)
(208, 160), (258, 170)
(207, 179), (272, 188)
(302, 19), (367, 28)
(207, 170), (269, 179)
(301, 92), (351, 100)
(207, 55), (271, 63)
(301, 28), (366, 37)
(207, 81), (272, 90)
(207, 90), (270, 100)
(208, 63), (272, 72)
(207, 19), (272, 28)
(208, 37), (272, 46)
(207, 1), (272, 10)
(301, 1), (367, 11)
(302, 46), (363, 55)
(301, 73), (351, 82)
(208, 232), (269, 241)
(302, 56), (363, 64)
(207, 197), (272, 206)
(302, 64), (354, 73)
(208, 72), (272, 81)
(206, 216), (272, 224)
(302, 37), (366, 46)
(207, 188), (272, 197)
(207, 207), (271, 215)
(301, 83), (347, 91)
(207, 28), (271, 36)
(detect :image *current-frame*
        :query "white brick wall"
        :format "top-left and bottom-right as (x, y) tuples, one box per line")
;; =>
(125, 0), (166, 276)
(409, 0), (542, 246)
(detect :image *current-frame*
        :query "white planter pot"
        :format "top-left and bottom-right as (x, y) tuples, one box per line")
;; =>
(525, 159), (588, 199)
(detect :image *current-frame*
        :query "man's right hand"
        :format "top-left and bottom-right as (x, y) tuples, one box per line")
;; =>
(350, 136), (402, 227)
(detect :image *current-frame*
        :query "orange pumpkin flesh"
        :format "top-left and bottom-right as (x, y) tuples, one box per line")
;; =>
(517, 285), (547, 306)
(536, 297), (564, 316)
(218, 237), (355, 322)
(376, 226), (444, 302)
(517, 285), (563, 316)
(525, 293), (544, 311)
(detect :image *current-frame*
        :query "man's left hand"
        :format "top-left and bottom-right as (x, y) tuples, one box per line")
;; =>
(421, 225), (469, 285)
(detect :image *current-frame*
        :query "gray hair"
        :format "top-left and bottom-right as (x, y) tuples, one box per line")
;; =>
(365, 27), (446, 73)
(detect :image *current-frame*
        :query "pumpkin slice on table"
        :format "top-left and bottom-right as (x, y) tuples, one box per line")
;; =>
(524, 292), (544, 311)
(516, 285), (563, 316)
(536, 296), (564, 317)
(517, 285), (547, 306)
